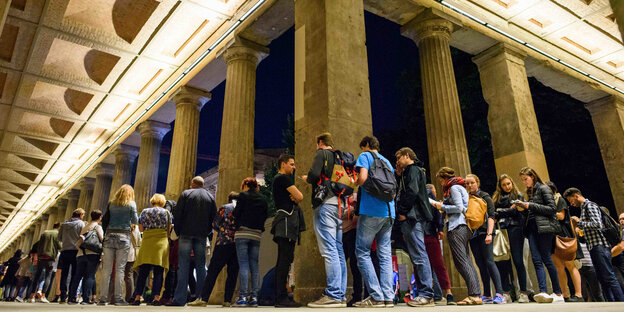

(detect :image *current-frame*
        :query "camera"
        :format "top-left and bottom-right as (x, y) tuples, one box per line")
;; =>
(511, 199), (525, 205)
(312, 183), (330, 208)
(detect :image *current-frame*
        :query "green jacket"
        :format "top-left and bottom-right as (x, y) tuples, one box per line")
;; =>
(37, 230), (61, 259)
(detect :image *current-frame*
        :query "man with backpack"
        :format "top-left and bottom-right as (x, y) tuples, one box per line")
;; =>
(566, 187), (624, 301)
(353, 136), (396, 308)
(394, 147), (435, 307)
(303, 133), (349, 308)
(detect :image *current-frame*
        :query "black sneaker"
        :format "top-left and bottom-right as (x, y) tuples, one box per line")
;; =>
(566, 295), (583, 302)
(347, 298), (359, 307)
(446, 294), (456, 305)
(275, 299), (302, 308)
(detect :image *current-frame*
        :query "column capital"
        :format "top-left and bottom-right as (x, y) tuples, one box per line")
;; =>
(114, 144), (140, 161)
(56, 198), (68, 207)
(472, 42), (527, 69)
(95, 163), (115, 177)
(586, 95), (624, 116)
(169, 85), (211, 110)
(137, 120), (171, 140)
(223, 37), (269, 66)
(79, 177), (95, 190)
(64, 189), (80, 200)
(401, 8), (461, 45)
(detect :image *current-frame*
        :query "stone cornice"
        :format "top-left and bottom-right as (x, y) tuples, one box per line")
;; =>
(472, 42), (527, 69)
(586, 95), (624, 116)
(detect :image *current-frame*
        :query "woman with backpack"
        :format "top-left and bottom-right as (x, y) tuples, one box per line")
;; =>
(431, 167), (482, 305)
(465, 174), (505, 304)
(130, 194), (171, 306)
(514, 167), (563, 303)
(68, 210), (103, 305)
(547, 182), (583, 302)
(492, 174), (529, 303)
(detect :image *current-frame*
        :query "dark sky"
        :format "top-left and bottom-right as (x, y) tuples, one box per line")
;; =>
(153, 11), (615, 213)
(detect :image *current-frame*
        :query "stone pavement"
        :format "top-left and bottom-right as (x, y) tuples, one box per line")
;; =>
(0, 302), (619, 311)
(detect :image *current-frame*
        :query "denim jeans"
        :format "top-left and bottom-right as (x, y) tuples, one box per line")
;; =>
(235, 238), (260, 299)
(30, 259), (54, 296)
(99, 233), (131, 303)
(527, 230), (561, 294)
(400, 221), (433, 299)
(173, 236), (207, 305)
(498, 225), (527, 292)
(589, 244), (624, 301)
(313, 203), (347, 301)
(69, 254), (99, 302)
(355, 215), (394, 301)
(432, 271), (442, 301)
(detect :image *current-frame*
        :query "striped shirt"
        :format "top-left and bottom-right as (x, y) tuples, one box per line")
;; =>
(578, 199), (610, 250)
(235, 226), (262, 241)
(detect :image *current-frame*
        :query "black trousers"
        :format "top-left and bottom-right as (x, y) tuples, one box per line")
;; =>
(133, 264), (165, 299)
(580, 265), (604, 302)
(274, 238), (295, 303)
(59, 250), (78, 300)
(343, 229), (363, 301)
(201, 244), (239, 303)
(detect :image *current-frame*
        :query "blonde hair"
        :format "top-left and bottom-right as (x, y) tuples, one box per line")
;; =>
(150, 194), (166, 208)
(113, 184), (134, 206)
(466, 174), (480, 186)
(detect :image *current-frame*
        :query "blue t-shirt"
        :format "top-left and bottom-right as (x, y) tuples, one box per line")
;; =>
(355, 151), (396, 219)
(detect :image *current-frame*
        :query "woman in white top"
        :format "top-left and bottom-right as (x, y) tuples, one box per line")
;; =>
(67, 210), (103, 305)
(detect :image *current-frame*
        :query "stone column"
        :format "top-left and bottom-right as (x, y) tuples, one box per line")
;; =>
(293, 0), (373, 302)
(586, 95), (624, 214)
(165, 86), (210, 201)
(46, 207), (58, 230)
(0, 0), (10, 36)
(23, 229), (33, 252)
(77, 177), (95, 214)
(215, 38), (268, 207)
(473, 43), (550, 185)
(56, 198), (68, 223)
(402, 9), (470, 298)
(90, 163), (114, 215)
(135, 121), (170, 212)
(401, 9), (471, 178)
(110, 144), (140, 201)
(64, 189), (80, 220)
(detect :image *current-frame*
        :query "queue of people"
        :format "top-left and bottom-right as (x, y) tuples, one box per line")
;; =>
(0, 133), (623, 308)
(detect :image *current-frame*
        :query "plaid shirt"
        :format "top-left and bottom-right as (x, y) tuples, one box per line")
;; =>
(578, 199), (610, 250)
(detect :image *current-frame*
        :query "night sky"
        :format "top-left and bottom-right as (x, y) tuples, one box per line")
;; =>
(153, 11), (615, 214)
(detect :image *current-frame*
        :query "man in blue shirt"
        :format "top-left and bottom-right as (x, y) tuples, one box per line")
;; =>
(353, 136), (395, 308)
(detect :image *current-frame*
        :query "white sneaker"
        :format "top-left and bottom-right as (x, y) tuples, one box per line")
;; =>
(29, 298), (36, 303)
(534, 292), (554, 303)
(39, 296), (50, 303)
(551, 294), (565, 304)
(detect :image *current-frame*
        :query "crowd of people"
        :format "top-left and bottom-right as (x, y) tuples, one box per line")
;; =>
(0, 133), (623, 308)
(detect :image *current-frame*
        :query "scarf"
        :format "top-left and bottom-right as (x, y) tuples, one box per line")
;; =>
(443, 177), (466, 199)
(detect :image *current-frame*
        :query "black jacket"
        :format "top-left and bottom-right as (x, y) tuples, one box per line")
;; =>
(526, 182), (560, 235)
(233, 190), (268, 232)
(495, 191), (526, 228)
(173, 188), (217, 238)
(271, 205), (306, 244)
(396, 164), (433, 223)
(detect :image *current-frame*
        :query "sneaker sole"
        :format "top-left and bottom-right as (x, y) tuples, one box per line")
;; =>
(307, 303), (344, 308)
(353, 304), (385, 308)
(534, 296), (554, 303)
(406, 302), (435, 307)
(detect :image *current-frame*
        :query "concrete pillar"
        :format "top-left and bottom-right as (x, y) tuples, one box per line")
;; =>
(77, 177), (95, 214)
(110, 144), (139, 201)
(402, 9), (470, 298)
(586, 95), (624, 214)
(135, 121), (170, 211)
(64, 189), (80, 221)
(56, 198), (68, 223)
(402, 9), (471, 178)
(23, 229), (33, 252)
(472, 43), (550, 185)
(165, 86), (210, 201)
(90, 163), (114, 215)
(46, 207), (57, 230)
(215, 38), (268, 207)
(293, 0), (373, 302)
(0, 0), (10, 36)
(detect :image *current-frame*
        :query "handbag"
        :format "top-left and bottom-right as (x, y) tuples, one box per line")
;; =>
(493, 224), (510, 261)
(79, 229), (103, 253)
(168, 212), (178, 241)
(554, 218), (578, 261)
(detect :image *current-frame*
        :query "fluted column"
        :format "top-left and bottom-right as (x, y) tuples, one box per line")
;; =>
(56, 198), (68, 223)
(23, 229), (33, 252)
(77, 177), (95, 214)
(402, 9), (471, 178)
(586, 95), (624, 214)
(135, 121), (170, 212)
(215, 38), (268, 207)
(90, 163), (114, 215)
(46, 207), (58, 230)
(165, 86), (210, 201)
(110, 144), (140, 201)
(473, 43), (550, 186)
(64, 189), (80, 220)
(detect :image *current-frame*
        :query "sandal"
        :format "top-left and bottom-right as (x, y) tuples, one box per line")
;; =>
(457, 296), (483, 305)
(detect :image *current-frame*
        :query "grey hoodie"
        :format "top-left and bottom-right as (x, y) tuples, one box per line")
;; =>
(58, 217), (85, 251)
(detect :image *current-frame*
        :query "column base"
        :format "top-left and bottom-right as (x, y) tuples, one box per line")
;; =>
(294, 286), (326, 304)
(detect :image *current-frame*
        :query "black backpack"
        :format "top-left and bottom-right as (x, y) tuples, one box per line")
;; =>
(599, 206), (622, 247)
(362, 152), (397, 203)
(79, 230), (102, 254)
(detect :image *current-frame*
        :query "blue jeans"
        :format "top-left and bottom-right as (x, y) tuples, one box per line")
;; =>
(235, 238), (260, 298)
(173, 236), (207, 305)
(313, 203), (347, 301)
(355, 215), (394, 301)
(527, 231), (561, 294)
(589, 244), (624, 301)
(400, 221), (434, 299)
(100, 233), (130, 303)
